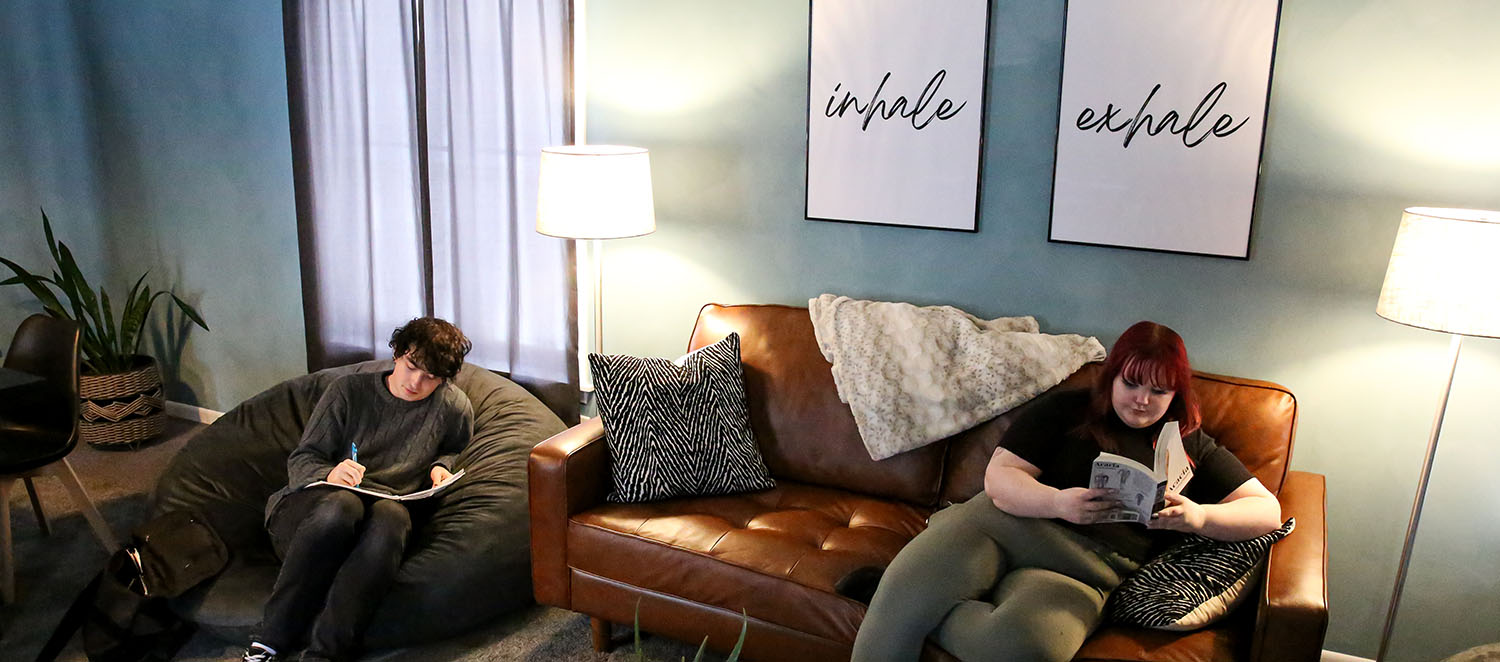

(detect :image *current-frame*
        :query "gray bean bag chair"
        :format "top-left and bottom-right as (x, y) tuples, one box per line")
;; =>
(150, 360), (567, 647)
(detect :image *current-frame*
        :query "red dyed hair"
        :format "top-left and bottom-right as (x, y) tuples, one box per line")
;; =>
(1085, 321), (1200, 451)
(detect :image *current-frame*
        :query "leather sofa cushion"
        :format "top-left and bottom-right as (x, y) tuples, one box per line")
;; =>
(687, 303), (947, 506)
(1075, 606), (1252, 661)
(569, 480), (930, 643)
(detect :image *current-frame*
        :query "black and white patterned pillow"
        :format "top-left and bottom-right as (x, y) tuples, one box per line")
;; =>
(1107, 518), (1296, 631)
(589, 333), (775, 503)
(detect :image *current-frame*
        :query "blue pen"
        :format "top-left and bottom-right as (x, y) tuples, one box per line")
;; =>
(350, 442), (358, 463)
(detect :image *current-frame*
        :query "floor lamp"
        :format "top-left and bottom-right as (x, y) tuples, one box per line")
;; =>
(535, 145), (656, 389)
(1374, 207), (1500, 661)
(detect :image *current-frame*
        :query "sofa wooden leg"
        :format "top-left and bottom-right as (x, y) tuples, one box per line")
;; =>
(590, 616), (614, 652)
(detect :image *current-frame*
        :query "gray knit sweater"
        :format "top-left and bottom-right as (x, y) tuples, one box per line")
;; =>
(265, 371), (474, 522)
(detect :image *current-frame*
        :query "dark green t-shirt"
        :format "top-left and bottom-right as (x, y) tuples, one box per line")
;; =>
(999, 388), (1252, 560)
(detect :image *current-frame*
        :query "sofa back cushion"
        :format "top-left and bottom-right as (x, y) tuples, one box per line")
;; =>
(688, 304), (945, 505)
(940, 363), (1298, 504)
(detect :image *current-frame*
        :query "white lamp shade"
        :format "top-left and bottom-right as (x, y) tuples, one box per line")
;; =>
(1377, 207), (1500, 338)
(536, 145), (656, 239)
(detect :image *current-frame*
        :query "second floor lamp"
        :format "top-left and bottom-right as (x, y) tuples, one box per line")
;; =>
(1374, 206), (1500, 660)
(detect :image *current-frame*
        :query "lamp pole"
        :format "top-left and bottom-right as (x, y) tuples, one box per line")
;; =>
(591, 237), (604, 356)
(1375, 333), (1462, 661)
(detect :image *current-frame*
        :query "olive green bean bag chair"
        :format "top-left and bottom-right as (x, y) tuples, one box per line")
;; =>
(151, 360), (566, 647)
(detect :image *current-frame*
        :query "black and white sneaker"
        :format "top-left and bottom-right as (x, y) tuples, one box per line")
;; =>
(242, 643), (278, 662)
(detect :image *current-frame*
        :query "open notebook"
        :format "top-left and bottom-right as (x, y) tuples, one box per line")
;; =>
(302, 469), (466, 501)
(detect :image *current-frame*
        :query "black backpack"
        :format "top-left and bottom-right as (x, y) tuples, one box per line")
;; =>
(37, 510), (229, 662)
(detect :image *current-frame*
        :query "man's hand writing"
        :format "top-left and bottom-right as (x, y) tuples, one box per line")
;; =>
(327, 459), (365, 487)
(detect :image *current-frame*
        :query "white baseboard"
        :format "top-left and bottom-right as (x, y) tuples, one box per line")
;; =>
(165, 400), (223, 425)
(1322, 651), (1374, 662)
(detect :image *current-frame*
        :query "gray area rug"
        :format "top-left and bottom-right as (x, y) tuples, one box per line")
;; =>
(0, 419), (719, 661)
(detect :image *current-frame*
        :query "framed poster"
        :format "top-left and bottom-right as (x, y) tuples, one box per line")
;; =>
(806, 0), (990, 232)
(1049, 0), (1282, 258)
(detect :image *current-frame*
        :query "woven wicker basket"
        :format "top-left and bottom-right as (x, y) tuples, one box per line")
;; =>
(80, 355), (166, 448)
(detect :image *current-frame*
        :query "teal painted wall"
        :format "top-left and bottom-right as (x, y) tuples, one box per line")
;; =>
(586, 1), (1500, 659)
(1, 2), (304, 411)
(1, 3), (109, 340)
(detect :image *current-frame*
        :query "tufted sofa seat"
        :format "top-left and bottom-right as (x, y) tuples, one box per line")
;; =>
(529, 303), (1328, 661)
(570, 482), (925, 648)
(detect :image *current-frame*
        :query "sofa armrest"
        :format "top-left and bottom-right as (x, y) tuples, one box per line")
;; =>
(528, 417), (609, 608)
(1251, 470), (1328, 662)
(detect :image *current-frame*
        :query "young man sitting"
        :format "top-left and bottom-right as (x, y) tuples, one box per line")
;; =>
(242, 317), (474, 662)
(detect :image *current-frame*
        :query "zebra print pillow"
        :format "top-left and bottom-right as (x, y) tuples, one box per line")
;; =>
(1107, 518), (1295, 630)
(589, 333), (775, 503)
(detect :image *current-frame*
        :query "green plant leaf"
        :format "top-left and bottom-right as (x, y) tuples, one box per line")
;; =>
(42, 208), (64, 268)
(120, 272), (148, 358)
(0, 257), (67, 316)
(46, 255), (81, 311)
(81, 318), (112, 371)
(2, 273), (59, 287)
(128, 291), (168, 357)
(52, 241), (106, 344)
(125, 272), (147, 309)
(100, 288), (116, 358)
(725, 610), (748, 662)
(118, 285), (148, 360)
(78, 326), (110, 373)
(55, 241), (98, 313)
(690, 637), (709, 662)
(105, 287), (130, 363)
(171, 293), (210, 331)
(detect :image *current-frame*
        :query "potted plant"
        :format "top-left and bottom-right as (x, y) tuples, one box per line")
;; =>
(1, 210), (209, 448)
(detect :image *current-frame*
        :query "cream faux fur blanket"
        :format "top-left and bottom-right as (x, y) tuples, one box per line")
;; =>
(809, 294), (1106, 461)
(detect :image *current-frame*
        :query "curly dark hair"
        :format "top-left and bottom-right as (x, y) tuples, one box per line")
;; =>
(388, 317), (472, 379)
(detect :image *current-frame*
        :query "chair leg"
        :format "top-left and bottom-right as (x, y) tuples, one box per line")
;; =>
(591, 616), (614, 652)
(48, 459), (119, 552)
(1, 478), (14, 603)
(23, 477), (49, 537)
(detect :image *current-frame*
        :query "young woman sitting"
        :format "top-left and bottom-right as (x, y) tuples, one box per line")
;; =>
(850, 321), (1282, 662)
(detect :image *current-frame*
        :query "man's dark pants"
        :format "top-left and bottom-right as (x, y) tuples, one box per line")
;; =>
(256, 488), (422, 661)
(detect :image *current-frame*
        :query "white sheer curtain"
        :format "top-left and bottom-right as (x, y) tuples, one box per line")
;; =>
(288, 0), (575, 401)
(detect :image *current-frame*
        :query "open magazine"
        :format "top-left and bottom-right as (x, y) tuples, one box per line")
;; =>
(1089, 423), (1192, 524)
(302, 468), (466, 502)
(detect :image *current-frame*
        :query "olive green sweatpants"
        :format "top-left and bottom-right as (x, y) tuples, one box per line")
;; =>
(851, 494), (1139, 662)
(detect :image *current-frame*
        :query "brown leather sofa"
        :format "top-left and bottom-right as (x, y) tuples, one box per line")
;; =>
(529, 304), (1327, 661)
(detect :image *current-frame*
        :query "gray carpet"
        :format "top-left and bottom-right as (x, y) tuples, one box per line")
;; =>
(0, 418), (721, 662)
